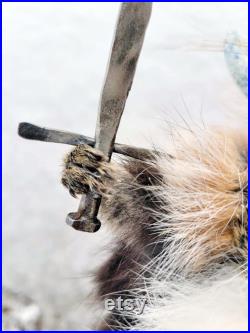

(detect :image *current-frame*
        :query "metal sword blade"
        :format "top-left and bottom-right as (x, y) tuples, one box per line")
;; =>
(95, 3), (152, 157)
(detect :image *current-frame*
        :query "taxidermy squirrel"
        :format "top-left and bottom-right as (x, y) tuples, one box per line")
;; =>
(62, 126), (247, 331)
(61, 36), (248, 330)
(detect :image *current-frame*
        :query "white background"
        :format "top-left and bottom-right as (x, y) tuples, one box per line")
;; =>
(3, 2), (247, 330)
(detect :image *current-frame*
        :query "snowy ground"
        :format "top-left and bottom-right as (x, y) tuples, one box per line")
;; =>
(3, 2), (247, 330)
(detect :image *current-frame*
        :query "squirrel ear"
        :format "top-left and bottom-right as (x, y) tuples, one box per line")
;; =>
(224, 32), (248, 97)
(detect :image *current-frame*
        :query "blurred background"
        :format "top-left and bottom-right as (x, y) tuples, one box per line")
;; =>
(3, 2), (247, 330)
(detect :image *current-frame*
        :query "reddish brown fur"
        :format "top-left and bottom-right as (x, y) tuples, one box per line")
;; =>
(62, 130), (248, 330)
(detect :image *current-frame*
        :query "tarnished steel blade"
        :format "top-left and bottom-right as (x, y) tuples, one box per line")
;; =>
(95, 3), (152, 157)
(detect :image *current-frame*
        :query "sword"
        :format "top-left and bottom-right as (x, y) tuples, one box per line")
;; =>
(66, 3), (152, 232)
(18, 3), (153, 232)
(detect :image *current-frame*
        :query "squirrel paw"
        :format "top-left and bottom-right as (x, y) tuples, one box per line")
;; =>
(61, 144), (113, 198)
